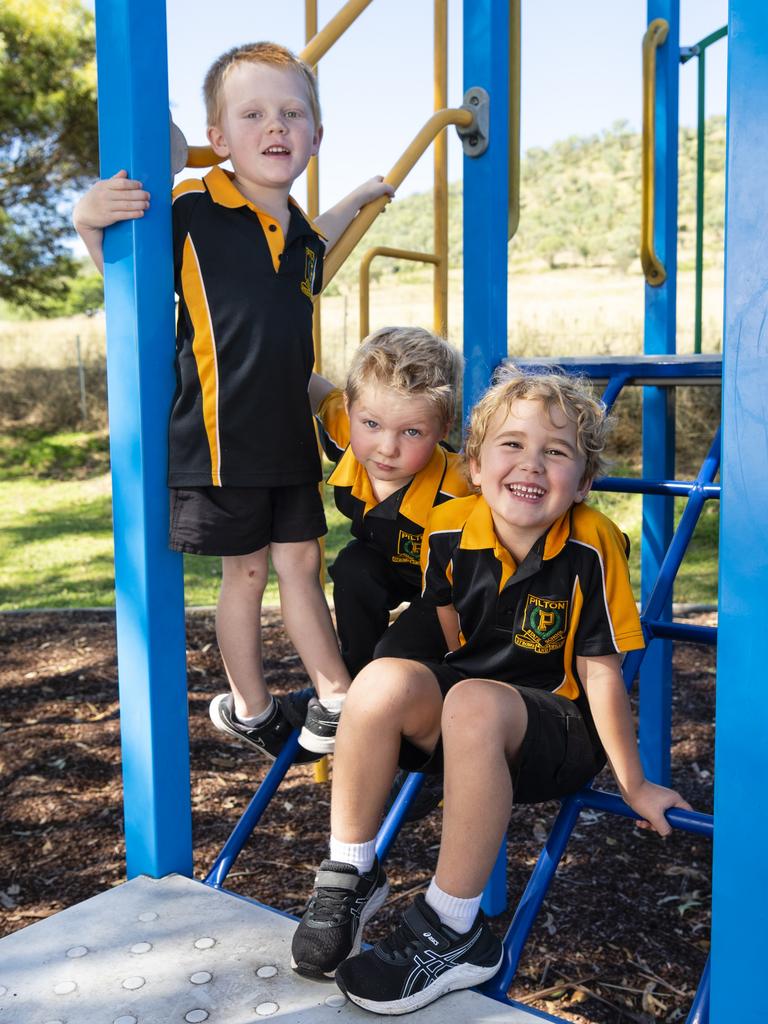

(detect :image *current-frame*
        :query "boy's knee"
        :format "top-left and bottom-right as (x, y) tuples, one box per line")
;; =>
(222, 551), (269, 591)
(442, 679), (525, 745)
(271, 539), (320, 580)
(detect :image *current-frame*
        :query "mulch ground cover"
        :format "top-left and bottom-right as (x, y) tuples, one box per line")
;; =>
(0, 608), (715, 1023)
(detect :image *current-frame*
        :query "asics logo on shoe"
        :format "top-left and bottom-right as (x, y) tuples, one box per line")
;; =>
(401, 929), (483, 997)
(422, 931), (440, 947)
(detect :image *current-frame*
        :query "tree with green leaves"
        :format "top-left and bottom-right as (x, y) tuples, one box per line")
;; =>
(0, 0), (98, 314)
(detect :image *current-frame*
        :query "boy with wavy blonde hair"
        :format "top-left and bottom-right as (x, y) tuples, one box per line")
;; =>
(291, 365), (690, 1014)
(73, 41), (394, 760)
(310, 327), (468, 688)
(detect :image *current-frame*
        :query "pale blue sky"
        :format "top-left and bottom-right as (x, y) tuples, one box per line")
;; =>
(163, 1), (728, 208)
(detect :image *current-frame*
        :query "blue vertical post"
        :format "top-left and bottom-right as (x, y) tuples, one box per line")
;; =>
(711, 3), (768, 1019)
(94, 0), (192, 877)
(462, 0), (510, 419)
(464, 0), (510, 916)
(640, 0), (679, 786)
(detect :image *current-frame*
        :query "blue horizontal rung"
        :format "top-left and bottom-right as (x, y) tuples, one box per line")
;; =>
(510, 354), (722, 384)
(594, 477), (721, 499)
(578, 787), (713, 838)
(644, 619), (717, 645)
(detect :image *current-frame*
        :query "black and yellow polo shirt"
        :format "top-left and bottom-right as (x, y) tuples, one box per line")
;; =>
(169, 167), (325, 488)
(421, 495), (644, 711)
(316, 389), (470, 589)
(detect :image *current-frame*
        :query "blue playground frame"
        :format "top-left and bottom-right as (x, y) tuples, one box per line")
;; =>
(93, 2), (767, 1022)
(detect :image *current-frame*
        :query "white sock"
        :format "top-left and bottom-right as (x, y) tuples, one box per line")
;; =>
(425, 878), (482, 935)
(235, 696), (275, 728)
(329, 836), (376, 875)
(318, 694), (346, 712)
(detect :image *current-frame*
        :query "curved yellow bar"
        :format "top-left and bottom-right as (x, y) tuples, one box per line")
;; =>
(323, 107), (473, 286)
(359, 247), (440, 338)
(301, 0), (374, 67)
(641, 18), (669, 287)
(186, 145), (221, 168)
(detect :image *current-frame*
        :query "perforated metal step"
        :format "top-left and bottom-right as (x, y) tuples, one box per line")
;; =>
(0, 874), (552, 1023)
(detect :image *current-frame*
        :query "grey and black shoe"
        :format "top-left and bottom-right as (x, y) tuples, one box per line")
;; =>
(335, 894), (503, 1014)
(298, 697), (342, 754)
(291, 858), (389, 978)
(208, 693), (321, 763)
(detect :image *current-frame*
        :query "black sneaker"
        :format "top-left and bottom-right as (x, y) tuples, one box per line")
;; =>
(298, 697), (342, 754)
(335, 894), (503, 1014)
(208, 693), (321, 764)
(385, 769), (444, 823)
(291, 858), (389, 978)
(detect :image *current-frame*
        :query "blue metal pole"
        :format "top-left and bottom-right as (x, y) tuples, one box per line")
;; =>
(94, 0), (192, 877)
(463, 0), (511, 914)
(640, 0), (680, 786)
(711, 3), (768, 1019)
(462, 0), (510, 418)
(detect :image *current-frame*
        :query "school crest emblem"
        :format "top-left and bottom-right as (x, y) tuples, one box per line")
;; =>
(301, 247), (318, 297)
(392, 530), (422, 565)
(514, 594), (568, 654)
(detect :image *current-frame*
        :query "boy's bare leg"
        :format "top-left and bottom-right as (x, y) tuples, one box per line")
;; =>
(435, 679), (528, 897)
(331, 658), (444, 841)
(271, 539), (351, 699)
(216, 548), (271, 719)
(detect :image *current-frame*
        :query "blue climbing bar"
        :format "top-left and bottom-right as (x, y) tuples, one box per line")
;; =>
(462, 0), (511, 916)
(94, 0), (192, 877)
(640, 0), (680, 787)
(711, 2), (768, 1020)
(462, 0), (510, 417)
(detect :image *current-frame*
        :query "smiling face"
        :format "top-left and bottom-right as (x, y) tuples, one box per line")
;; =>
(469, 397), (592, 561)
(346, 384), (446, 500)
(207, 61), (322, 211)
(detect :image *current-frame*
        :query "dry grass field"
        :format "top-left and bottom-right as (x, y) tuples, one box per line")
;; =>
(0, 265), (724, 394)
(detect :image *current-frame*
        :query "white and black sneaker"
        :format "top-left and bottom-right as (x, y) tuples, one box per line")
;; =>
(291, 858), (389, 978)
(334, 894), (503, 1015)
(298, 697), (342, 754)
(208, 693), (321, 764)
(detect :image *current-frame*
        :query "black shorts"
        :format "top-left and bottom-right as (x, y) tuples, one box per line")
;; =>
(168, 484), (326, 556)
(398, 662), (606, 805)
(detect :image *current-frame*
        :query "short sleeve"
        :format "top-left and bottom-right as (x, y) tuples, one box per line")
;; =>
(574, 519), (644, 657)
(315, 389), (349, 463)
(421, 519), (457, 608)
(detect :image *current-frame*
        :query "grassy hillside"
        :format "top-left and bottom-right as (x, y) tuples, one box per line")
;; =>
(328, 116), (725, 291)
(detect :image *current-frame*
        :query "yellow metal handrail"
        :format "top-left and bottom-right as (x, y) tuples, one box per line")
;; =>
(641, 18), (669, 287)
(359, 248), (440, 338)
(186, 0), (374, 169)
(323, 107), (473, 287)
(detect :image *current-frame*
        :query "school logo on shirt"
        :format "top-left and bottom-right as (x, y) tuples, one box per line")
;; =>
(514, 594), (568, 654)
(392, 530), (422, 565)
(301, 247), (318, 297)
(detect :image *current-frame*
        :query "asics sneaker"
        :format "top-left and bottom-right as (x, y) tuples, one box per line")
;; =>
(298, 697), (342, 754)
(291, 858), (389, 978)
(335, 893), (503, 1014)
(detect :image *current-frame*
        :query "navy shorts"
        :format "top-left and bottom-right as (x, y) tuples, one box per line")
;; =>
(398, 662), (606, 805)
(169, 483), (326, 556)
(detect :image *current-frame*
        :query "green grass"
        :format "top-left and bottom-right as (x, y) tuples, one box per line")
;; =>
(0, 431), (352, 610)
(0, 430), (719, 611)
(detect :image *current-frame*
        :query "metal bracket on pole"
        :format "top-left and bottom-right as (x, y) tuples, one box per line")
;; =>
(456, 86), (490, 156)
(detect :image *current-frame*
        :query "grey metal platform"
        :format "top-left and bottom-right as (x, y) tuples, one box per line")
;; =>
(0, 874), (550, 1023)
